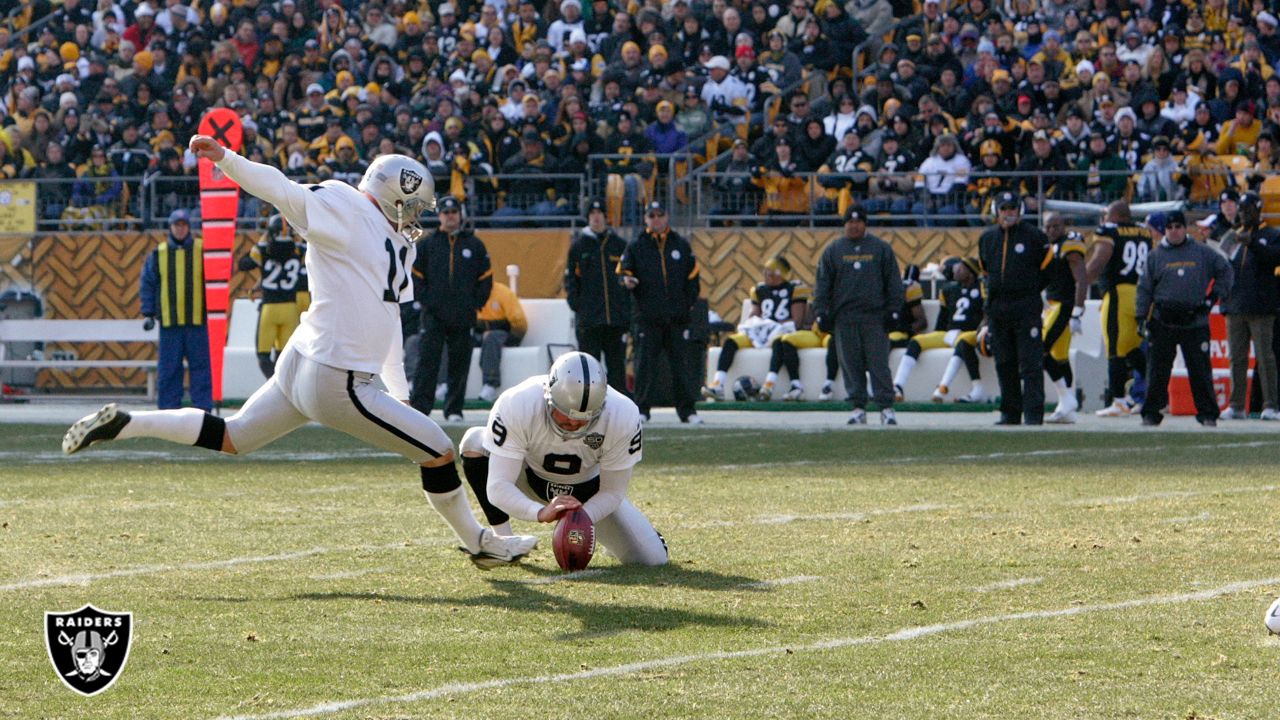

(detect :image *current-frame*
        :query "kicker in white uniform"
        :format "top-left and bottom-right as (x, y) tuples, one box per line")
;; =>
(459, 352), (669, 566)
(62, 134), (538, 570)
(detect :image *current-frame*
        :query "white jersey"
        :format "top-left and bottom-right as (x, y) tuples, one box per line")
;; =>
(215, 151), (413, 397)
(484, 376), (642, 485)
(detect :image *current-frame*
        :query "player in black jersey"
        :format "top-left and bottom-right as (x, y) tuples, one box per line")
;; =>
(894, 256), (985, 401)
(1080, 200), (1150, 416)
(238, 214), (305, 378)
(702, 256), (810, 401)
(1041, 212), (1089, 422)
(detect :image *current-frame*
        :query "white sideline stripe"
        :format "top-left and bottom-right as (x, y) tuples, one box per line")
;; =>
(214, 576), (1280, 720)
(971, 577), (1042, 593)
(741, 575), (821, 589)
(310, 568), (388, 581)
(8, 483), (1280, 591)
(0, 540), (445, 592)
(520, 569), (611, 585)
(684, 503), (950, 529)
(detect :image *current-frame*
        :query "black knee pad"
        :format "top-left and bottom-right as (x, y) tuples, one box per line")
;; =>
(194, 414), (226, 451)
(420, 461), (462, 494)
(461, 455), (509, 526)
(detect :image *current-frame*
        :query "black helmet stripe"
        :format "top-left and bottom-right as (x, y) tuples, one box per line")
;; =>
(577, 353), (591, 413)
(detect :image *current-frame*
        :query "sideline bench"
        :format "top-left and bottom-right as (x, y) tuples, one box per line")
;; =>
(0, 319), (159, 399)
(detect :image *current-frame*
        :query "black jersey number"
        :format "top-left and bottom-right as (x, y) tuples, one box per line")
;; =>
(628, 429), (642, 454)
(491, 416), (508, 447)
(541, 453), (583, 476)
(383, 238), (410, 302)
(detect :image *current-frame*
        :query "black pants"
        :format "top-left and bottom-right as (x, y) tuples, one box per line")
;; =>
(989, 296), (1045, 424)
(1143, 321), (1217, 423)
(410, 315), (473, 417)
(634, 320), (695, 420)
(833, 317), (894, 409)
(577, 324), (629, 396)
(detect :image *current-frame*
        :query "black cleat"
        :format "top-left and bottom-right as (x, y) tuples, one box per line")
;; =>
(994, 416), (1021, 426)
(62, 404), (131, 455)
(1141, 415), (1162, 427)
(1198, 417), (1218, 427)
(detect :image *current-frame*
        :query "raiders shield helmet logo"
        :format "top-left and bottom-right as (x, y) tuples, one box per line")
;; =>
(400, 168), (423, 195)
(582, 432), (605, 450)
(45, 604), (133, 697)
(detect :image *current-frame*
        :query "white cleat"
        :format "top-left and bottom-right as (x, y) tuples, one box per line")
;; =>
(783, 385), (804, 401)
(1095, 400), (1133, 417)
(847, 409), (867, 425)
(1219, 407), (1241, 420)
(931, 385), (948, 403)
(701, 384), (725, 401)
(444, 414), (465, 423)
(1261, 408), (1280, 421)
(62, 403), (131, 455)
(462, 528), (539, 570)
(818, 381), (834, 401)
(956, 386), (988, 404)
(1045, 408), (1077, 424)
(683, 413), (704, 425)
(479, 384), (499, 402)
(880, 408), (898, 426)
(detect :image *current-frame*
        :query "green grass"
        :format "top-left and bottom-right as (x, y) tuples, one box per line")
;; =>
(3, 424), (1280, 719)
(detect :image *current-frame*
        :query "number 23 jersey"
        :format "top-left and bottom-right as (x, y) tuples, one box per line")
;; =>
(484, 376), (643, 485)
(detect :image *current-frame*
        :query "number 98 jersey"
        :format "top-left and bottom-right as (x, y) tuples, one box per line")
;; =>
(483, 376), (644, 486)
(1093, 221), (1151, 289)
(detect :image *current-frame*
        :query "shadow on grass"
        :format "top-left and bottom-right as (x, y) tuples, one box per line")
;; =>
(293, 572), (771, 641)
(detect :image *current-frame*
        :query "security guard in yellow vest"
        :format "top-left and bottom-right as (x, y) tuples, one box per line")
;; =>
(140, 209), (212, 411)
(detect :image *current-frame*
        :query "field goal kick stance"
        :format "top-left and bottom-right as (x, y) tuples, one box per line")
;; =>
(62, 134), (538, 570)
(459, 351), (669, 566)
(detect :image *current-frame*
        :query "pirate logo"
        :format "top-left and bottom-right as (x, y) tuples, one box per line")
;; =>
(45, 604), (133, 696)
(582, 432), (605, 450)
(399, 168), (423, 195)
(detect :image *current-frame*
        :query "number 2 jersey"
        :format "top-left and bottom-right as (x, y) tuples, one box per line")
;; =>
(937, 281), (983, 331)
(1093, 221), (1151, 291)
(249, 239), (305, 304)
(484, 376), (643, 494)
(214, 151), (414, 396)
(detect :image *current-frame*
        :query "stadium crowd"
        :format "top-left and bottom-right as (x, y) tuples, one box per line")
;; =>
(5, 0), (1280, 226)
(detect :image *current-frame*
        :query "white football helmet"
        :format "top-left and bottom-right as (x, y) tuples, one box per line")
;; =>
(358, 154), (437, 241)
(545, 352), (608, 438)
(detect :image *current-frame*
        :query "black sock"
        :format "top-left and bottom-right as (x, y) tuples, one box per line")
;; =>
(420, 461), (462, 493)
(193, 414), (225, 451)
(461, 455), (509, 526)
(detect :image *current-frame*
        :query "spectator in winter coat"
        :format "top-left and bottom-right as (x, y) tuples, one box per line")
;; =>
(644, 100), (689, 154)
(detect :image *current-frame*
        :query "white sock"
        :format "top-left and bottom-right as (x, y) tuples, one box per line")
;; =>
(894, 356), (917, 388)
(425, 486), (486, 553)
(116, 408), (207, 444)
(713, 370), (728, 387)
(764, 371), (778, 386)
(940, 356), (963, 388)
(1056, 380), (1078, 412)
(492, 521), (513, 536)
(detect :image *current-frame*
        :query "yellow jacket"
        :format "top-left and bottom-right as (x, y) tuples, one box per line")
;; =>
(477, 282), (528, 338)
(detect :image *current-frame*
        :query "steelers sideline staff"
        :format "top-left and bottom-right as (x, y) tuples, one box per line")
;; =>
(1136, 210), (1234, 427)
(977, 191), (1052, 426)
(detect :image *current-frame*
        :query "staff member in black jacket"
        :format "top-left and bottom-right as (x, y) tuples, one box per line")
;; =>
(1219, 192), (1280, 420)
(812, 203), (904, 426)
(1137, 210), (1234, 427)
(617, 200), (702, 424)
(978, 192), (1051, 426)
(410, 195), (494, 421)
(565, 199), (631, 395)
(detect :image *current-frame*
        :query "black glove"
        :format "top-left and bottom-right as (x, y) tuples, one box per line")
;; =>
(143, 316), (156, 331)
(816, 313), (832, 333)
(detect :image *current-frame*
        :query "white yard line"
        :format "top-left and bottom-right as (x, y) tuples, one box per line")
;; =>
(520, 569), (612, 585)
(215, 576), (1280, 720)
(741, 575), (822, 589)
(309, 568), (389, 581)
(971, 577), (1043, 593)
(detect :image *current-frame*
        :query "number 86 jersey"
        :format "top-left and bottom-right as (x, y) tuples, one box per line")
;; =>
(483, 376), (644, 486)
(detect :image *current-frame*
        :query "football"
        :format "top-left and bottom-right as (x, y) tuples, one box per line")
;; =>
(552, 508), (595, 572)
(1265, 597), (1280, 634)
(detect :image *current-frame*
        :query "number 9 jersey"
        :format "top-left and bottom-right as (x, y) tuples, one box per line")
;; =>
(483, 376), (643, 487)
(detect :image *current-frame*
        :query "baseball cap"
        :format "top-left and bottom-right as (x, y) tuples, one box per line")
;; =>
(646, 200), (666, 215)
(587, 199), (605, 213)
(306, 82), (324, 95)
(1165, 210), (1187, 226)
(843, 204), (867, 222)
(995, 191), (1020, 210)
(1146, 211), (1167, 233)
(1221, 189), (1240, 203)
(438, 195), (461, 211)
(168, 209), (190, 224)
(521, 128), (543, 142)
(1032, 129), (1051, 142)
(1152, 135), (1171, 149)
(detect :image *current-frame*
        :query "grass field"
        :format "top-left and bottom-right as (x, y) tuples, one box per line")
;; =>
(3, 422), (1280, 719)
